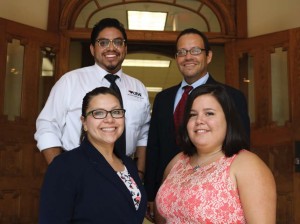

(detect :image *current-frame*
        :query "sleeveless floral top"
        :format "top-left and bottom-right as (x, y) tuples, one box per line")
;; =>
(156, 153), (246, 224)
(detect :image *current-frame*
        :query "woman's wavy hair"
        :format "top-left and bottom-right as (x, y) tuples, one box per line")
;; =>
(179, 84), (249, 157)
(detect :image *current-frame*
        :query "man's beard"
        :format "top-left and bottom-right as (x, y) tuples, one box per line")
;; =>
(106, 60), (122, 72)
(107, 64), (118, 71)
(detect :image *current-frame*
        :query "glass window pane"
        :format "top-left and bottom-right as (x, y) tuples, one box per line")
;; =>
(38, 47), (56, 112)
(4, 39), (24, 121)
(271, 47), (289, 126)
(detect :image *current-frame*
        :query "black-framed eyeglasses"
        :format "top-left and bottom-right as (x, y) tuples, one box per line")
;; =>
(96, 38), (126, 48)
(176, 47), (206, 57)
(86, 109), (126, 119)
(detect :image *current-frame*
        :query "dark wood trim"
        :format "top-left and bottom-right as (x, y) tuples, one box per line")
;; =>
(235, 0), (248, 37)
(0, 19), (6, 116)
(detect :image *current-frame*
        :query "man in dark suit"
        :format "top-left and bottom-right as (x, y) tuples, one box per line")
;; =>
(144, 28), (250, 222)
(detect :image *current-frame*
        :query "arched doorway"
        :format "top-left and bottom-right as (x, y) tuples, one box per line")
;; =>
(55, 0), (246, 106)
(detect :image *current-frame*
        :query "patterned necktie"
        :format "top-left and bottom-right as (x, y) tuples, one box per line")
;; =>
(105, 74), (123, 106)
(174, 85), (193, 137)
(104, 74), (126, 156)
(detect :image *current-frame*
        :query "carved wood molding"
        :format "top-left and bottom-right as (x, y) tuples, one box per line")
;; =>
(54, 0), (245, 39)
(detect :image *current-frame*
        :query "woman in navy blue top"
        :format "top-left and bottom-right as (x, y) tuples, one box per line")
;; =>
(39, 87), (147, 224)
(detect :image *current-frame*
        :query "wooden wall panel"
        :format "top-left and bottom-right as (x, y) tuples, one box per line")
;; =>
(252, 143), (294, 223)
(0, 141), (46, 223)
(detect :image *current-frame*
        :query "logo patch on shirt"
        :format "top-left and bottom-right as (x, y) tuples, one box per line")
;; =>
(128, 90), (144, 99)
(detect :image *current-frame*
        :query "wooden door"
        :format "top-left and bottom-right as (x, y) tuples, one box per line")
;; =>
(0, 18), (59, 223)
(225, 28), (300, 223)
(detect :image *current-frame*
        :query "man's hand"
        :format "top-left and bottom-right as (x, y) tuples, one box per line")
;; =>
(145, 201), (155, 223)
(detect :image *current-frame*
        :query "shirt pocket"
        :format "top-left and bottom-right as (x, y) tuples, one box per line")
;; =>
(124, 97), (148, 128)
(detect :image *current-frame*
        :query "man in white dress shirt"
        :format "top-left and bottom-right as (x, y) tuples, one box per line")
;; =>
(34, 18), (151, 177)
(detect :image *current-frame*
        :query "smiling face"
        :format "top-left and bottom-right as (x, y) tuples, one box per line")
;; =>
(187, 94), (226, 153)
(90, 27), (127, 74)
(81, 93), (124, 149)
(176, 33), (212, 84)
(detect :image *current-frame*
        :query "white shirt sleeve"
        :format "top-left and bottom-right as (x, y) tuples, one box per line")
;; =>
(34, 74), (74, 151)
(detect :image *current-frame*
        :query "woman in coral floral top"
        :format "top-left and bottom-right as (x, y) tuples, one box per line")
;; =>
(155, 84), (276, 224)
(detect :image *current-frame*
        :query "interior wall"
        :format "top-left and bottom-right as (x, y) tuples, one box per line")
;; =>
(247, 0), (300, 37)
(1, 0), (300, 37)
(0, 0), (49, 29)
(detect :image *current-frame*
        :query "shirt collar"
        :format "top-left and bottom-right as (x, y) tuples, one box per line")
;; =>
(93, 63), (123, 80)
(180, 72), (209, 89)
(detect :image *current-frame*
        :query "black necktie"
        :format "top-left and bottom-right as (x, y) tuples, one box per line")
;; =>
(104, 74), (126, 156)
(105, 74), (123, 107)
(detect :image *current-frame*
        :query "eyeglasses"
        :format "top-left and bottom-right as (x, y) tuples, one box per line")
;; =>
(96, 38), (125, 48)
(86, 109), (126, 119)
(176, 47), (206, 57)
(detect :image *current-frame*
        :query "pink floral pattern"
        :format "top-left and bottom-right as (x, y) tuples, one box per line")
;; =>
(156, 153), (246, 223)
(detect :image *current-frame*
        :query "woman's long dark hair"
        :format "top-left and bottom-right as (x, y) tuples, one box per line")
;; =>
(179, 84), (249, 157)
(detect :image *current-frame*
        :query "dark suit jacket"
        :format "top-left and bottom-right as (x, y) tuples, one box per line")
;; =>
(39, 138), (147, 224)
(144, 75), (250, 201)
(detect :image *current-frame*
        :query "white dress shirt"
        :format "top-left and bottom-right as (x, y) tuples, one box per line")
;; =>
(34, 64), (151, 156)
(174, 73), (209, 111)
(174, 73), (209, 112)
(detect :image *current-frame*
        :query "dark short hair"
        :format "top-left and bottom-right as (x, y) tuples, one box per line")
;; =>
(80, 87), (122, 143)
(81, 87), (122, 117)
(90, 18), (127, 46)
(176, 28), (211, 55)
(180, 84), (249, 157)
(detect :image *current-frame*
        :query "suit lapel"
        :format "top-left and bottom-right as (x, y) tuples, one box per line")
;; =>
(168, 84), (181, 130)
(81, 139), (136, 210)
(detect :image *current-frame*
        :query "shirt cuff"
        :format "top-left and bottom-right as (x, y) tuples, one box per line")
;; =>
(36, 132), (62, 151)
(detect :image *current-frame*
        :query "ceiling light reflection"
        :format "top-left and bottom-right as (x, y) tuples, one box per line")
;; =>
(123, 59), (170, 67)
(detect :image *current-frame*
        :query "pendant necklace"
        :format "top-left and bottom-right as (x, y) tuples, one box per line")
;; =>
(193, 148), (222, 171)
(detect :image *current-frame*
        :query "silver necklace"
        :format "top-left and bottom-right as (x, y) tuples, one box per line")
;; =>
(193, 148), (222, 171)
